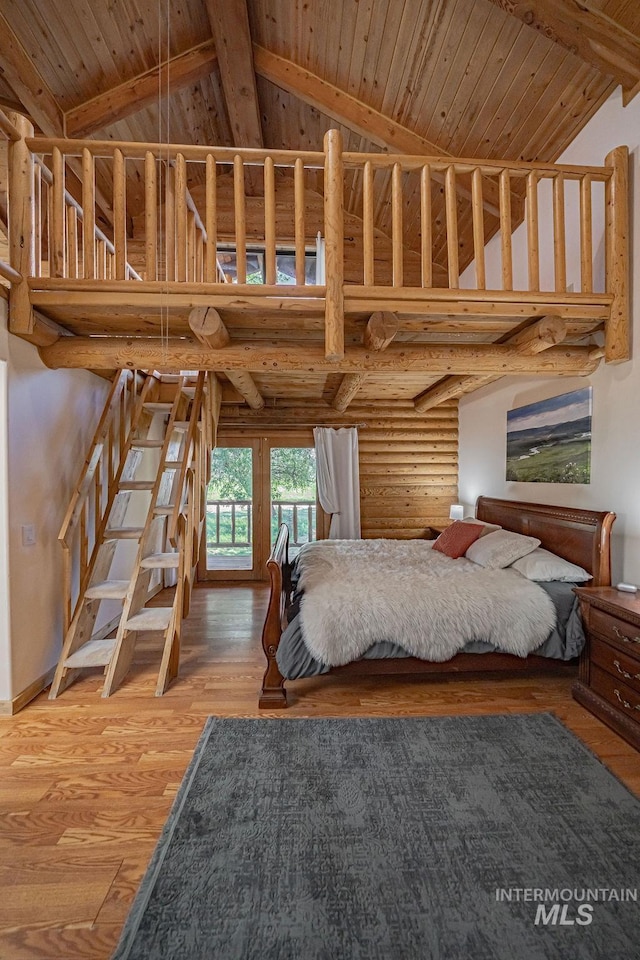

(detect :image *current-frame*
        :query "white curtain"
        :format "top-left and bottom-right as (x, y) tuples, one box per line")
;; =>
(313, 427), (361, 539)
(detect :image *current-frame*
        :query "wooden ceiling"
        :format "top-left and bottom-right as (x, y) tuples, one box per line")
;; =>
(1, 0), (638, 411)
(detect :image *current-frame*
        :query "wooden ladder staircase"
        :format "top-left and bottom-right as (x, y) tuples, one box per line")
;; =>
(50, 370), (213, 698)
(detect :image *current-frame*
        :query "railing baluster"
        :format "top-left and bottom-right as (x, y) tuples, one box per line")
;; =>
(113, 147), (126, 280)
(308, 504), (313, 541)
(553, 172), (566, 292)
(471, 168), (485, 290)
(580, 174), (593, 294)
(82, 147), (95, 280)
(175, 153), (187, 282)
(231, 503), (236, 544)
(215, 503), (220, 544)
(420, 164), (432, 288)
(145, 151), (157, 281)
(391, 162), (403, 287)
(499, 169), (512, 290)
(363, 159), (374, 286)
(234, 155), (247, 283)
(444, 165), (458, 288)
(294, 157), (306, 284)
(247, 503), (252, 544)
(292, 504), (299, 545)
(205, 154), (217, 282)
(186, 208), (195, 282)
(196, 229), (204, 282)
(51, 146), (66, 278)
(165, 162), (176, 281)
(526, 172), (540, 292)
(34, 162), (42, 278)
(264, 156), (276, 285)
(66, 205), (78, 279)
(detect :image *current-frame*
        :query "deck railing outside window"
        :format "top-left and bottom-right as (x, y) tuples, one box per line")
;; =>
(206, 499), (316, 551)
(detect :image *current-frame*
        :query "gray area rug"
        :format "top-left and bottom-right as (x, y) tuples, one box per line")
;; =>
(112, 715), (640, 960)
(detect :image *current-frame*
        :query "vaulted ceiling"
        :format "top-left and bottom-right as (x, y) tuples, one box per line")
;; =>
(0, 0), (638, 409)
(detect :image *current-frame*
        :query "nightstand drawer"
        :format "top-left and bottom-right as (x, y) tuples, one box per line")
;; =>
(590, 607), (640, 652)
(591, 665), (640, 726)
(591, 639), (640, 694)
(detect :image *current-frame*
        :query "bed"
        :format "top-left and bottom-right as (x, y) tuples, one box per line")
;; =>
(258, 497), (616, 708)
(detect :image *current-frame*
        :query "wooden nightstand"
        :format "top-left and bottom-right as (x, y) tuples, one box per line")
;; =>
(573, 587), (640, 752)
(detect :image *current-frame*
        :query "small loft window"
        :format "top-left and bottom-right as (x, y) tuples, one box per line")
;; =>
(217, 242), (322, 285)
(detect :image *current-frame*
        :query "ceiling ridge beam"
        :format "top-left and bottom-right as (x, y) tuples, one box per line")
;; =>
(252, 44), (517, 219)
(485, 0), (640, 96)
(65, 40), (219, 138)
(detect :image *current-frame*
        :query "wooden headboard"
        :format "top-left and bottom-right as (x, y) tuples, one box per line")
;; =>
(475, 497), (616, 587)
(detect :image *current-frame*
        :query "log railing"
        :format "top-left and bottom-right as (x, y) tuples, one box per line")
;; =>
(22, 133), (625, 299)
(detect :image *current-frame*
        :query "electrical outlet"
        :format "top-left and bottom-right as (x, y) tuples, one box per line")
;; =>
(21, 524), (36, 546)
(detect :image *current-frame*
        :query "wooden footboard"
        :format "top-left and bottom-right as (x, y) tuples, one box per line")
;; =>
(258, 524), (291, 708)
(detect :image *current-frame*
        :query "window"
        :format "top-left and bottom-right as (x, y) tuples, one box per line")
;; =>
(217, 246), (320, 285)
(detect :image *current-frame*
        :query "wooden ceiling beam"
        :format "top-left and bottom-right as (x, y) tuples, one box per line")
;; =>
(485, 0), (640, 96)
(39, 336), (598, 376)
(188, 305), (264, 409)
(0, 12), (65, 136)
(333, 311), (399, 412)
(65, 40), (219, 138)
(253, 45), (512, 219)
(205, 0), (263, 148)
(413, 315), (569, 412)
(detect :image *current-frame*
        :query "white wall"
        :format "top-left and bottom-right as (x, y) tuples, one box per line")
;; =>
(0, 298), (109, 702)
(459, 87), (640, 585)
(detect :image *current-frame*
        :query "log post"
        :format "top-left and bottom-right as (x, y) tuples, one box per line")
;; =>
(604, 146), (629, 363)
(323, 128), (344, 361)
(8, 113), (35, 334)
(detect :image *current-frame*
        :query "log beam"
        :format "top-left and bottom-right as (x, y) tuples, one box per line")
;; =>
(333, 311), (399, 411)
(224, 371), (264, 410)
(188, 306), (231, 349)
(205, 0), (263, 148)
(66, 41), (219, 138)
(39, 337), (598, 376)
(413, 315), (569, 413)
(485, 0), (640, 96)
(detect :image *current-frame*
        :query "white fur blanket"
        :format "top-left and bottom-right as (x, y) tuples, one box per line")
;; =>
(296, 538), (557, 666)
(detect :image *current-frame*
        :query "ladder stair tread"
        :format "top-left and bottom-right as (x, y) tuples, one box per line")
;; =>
(125, 607), (174, 631)
(105, 526), (144, 539)
(85, 580), (130, 600)
(141, 553), (180, 569)
(64, 637), (117, 669)
(164, 459), (184, 468)
(119, 480), (155, 491)
(131, 439), (164, 449)
(153, 503), (176, 515)
(143, 402), (174, 412)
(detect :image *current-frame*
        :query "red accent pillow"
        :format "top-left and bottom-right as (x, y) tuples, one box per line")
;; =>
(432, 521), (484, 559)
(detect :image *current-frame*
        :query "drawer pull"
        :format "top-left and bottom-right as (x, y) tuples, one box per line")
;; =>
(613, 660), (640, 682)
(612, 625), (640, 645)
(614, 688), (640, 713)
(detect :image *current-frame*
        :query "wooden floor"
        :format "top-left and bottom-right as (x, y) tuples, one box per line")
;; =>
(1, 583), (639, 960)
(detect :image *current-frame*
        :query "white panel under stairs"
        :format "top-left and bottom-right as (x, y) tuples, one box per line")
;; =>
(51, 371), (210, 702)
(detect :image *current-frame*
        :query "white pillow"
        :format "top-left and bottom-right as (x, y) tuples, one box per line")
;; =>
(461, 517), (502, 538)
(510, 547), (591, 583)
(465, 529), (540, 569)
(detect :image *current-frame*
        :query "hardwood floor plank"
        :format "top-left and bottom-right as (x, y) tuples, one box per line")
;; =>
(0, 582), (637, 958)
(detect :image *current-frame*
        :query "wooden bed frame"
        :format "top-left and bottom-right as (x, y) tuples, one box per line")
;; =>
(258, 497), (616, 708)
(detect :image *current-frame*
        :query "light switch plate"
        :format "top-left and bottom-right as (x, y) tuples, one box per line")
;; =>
(21, 524), (36, 546)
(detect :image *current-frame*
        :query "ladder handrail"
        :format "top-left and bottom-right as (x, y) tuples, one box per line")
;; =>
(166, 372), (207, 547)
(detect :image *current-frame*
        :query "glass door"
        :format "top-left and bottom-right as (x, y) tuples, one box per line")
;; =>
(270, 446), (317, 559)
(200, 441), (260, 580)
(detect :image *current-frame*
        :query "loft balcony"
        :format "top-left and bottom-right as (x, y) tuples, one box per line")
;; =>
(1, 114), (629, 405)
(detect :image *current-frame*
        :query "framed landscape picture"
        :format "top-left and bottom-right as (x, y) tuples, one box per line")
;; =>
(506, 387), (592, 483)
